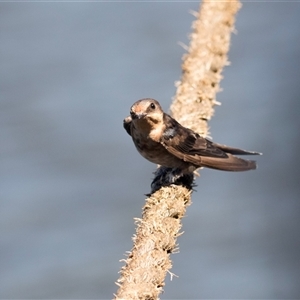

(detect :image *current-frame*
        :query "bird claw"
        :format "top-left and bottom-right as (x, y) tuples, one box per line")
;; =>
(166, 168), (183, 183)
(150, 167), (194, 193)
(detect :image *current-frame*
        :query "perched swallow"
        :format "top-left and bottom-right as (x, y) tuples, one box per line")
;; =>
(124, 98), (261, 176)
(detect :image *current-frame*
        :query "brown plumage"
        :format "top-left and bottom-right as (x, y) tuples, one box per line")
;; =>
(123, 98), (261, 174)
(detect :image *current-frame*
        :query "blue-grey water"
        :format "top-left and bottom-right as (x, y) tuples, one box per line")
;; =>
(1, 2), (300, 299)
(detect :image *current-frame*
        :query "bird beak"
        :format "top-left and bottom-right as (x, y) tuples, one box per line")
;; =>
(130, 111), (146, 120)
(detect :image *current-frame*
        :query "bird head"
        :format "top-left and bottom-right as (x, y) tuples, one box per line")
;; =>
(130, 99), (164, 125)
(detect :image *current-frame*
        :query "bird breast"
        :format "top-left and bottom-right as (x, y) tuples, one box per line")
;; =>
(131, 134), (187, 169)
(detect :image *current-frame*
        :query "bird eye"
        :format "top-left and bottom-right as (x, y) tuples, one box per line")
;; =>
(150, 103), (156, 109)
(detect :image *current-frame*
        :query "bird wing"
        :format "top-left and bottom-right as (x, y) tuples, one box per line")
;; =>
(160, 114), (257, 171)
(160, 114), (227, 158)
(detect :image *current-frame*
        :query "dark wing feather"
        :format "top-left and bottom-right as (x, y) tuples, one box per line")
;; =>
(160, 114), (258, 171)
(123, 116), (132, 136)
(161, 114), (227, 158)
(211, 142), (262, 155)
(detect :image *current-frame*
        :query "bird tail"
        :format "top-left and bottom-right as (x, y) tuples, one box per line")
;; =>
(200, 154), (257, 171)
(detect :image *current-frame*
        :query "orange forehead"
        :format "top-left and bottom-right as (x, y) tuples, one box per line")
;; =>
(131, 103), (143, 113)
(131, 100), (150, 113)
(131, 99), (161, 113)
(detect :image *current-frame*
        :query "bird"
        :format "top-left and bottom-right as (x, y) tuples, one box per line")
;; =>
(123, 98), (261, 179)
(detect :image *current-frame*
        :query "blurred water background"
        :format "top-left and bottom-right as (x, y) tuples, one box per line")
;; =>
(1, 1), (300, 299)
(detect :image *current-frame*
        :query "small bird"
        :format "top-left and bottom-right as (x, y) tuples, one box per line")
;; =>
(124, 98), (261, 178)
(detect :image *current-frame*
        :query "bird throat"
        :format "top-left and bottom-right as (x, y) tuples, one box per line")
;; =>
(133, 118), (164, 142)
(133, 118), (153, 134)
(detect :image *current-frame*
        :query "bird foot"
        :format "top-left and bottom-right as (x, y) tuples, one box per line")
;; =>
(150, 166), (194, 193)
